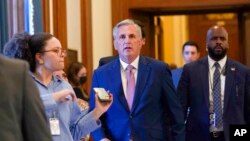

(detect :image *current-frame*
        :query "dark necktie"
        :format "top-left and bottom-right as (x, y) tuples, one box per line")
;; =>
(213, 62), (223, 128)
(126, 65), (135, 110)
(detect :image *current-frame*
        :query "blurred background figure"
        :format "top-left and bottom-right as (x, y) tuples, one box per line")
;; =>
(172, 41), (200, 89)
(182, 41), (200, 64)
(0, 55), (52, 141)
(54, 70), (68, 82)
(67, 62), (89, 110)
(67, 62), (89, 141)
(169, 63), (178, 70)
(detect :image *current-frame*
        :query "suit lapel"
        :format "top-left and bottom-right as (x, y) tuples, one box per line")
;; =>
(224, 59), (235, 112)
(131, 56), (150, 112)
(200, 57), (210, 109)
(110, 60), (130, 112)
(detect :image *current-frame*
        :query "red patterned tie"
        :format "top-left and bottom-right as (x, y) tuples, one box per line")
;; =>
(126, 65), (135, 110)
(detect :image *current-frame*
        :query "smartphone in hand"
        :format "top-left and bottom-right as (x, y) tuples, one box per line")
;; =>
(93, 88), (111, 102)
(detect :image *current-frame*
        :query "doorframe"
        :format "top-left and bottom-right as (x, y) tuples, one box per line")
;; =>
(112, 1), (250, 64)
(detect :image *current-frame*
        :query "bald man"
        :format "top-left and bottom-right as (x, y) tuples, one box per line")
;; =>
(178, 26), (250, 141)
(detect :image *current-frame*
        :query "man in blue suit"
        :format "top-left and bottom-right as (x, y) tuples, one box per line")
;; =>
(178, 25), (250, 141)
(172, 41), (200, 89)
(89, 19), (185, 141)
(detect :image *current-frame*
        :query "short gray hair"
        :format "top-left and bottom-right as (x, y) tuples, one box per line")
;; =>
(112, 19), (142, 39)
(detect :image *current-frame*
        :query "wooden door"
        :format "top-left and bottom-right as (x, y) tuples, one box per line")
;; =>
(188, 13), (240, 62)
(131, 13), (156, 58)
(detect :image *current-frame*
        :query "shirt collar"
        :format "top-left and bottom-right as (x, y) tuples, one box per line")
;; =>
(208, 55), (227, 69)
(31, 73), (62, 87)
(120, 56), (139, 71)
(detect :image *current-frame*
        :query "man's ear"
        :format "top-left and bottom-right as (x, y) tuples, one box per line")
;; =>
(113, 41), (118, 51)
(205, 43), (208, 52)
(142, 38), (146, 46)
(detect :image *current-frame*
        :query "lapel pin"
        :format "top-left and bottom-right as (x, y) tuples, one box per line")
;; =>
(231, 67), (235, 71)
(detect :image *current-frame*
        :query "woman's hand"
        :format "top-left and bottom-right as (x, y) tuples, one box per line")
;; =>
(92, 93), (113, 120)
(52, 89), (76, 102)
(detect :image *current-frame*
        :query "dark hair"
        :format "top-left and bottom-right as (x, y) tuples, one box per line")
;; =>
(3, 32), (32, 61)
(182, 41), (200, 52)
(67, 62), (85, 86)
(29, 33), (54, 72)
(3, 32), (54, 72)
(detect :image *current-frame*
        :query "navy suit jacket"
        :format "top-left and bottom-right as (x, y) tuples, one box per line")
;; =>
(172, 68), (183, 89)
(98, 55), (118, 67)
(178, 56), (250, 141)
(90, 56), (185, 141)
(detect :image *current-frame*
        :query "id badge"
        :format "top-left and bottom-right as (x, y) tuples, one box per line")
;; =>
(210, 113), (216, 127)
(49, 118), (60, 135)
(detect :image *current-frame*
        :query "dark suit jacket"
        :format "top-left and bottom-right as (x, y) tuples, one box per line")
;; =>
(90, 56), (185, 141)
(98, 55), (118, 67)
(0, 56), (52, 141)
(178, 56), (250, 141)
(172, 68), (183, 89)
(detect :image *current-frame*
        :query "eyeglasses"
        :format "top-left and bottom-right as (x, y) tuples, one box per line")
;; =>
(40, 48), (67, 57)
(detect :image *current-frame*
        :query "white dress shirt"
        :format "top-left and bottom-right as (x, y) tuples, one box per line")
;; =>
(208, 56), (227, 132)
(119, 56), (139, 98)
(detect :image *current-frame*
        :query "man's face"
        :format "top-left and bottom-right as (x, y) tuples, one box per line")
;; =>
(206, 26), (229, 61)
(183, 45), (200, 64)
(113, 24), (143, 63)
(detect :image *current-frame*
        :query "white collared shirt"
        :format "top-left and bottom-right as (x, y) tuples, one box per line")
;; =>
(120, 56), (139, 97)
(208, 55), (227, 131)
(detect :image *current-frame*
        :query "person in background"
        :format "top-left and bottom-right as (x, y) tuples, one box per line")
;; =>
(172, 41), (200, 89)
(99, 55), (118, 67)
(169, 63), (178, 70)
(3, 32), (113, 141)
(178, 25), (250, 141)
(67, 62), (89, 101)
(54, 70), (68, 82)
(89, 19), (185, 141)
(56, 66), (90, 141)
(0, 55), (52, 141)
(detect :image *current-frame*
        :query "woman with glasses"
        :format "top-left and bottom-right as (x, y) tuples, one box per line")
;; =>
(3, 32), (113, 141)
